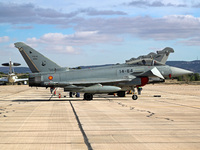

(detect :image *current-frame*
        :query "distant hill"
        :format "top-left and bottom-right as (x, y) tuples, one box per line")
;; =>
(0, 67), (31, 74)
(166, 60), (200, 73)
(0, 60), (199, 74)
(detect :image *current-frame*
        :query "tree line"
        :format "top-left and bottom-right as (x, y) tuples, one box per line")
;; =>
(176, 73), (200, 81)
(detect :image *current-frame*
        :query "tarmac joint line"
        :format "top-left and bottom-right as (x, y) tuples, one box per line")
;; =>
(69, 101), (93, 150)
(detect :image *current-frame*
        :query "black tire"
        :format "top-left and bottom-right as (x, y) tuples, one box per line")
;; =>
(69, 92), (73, 98)
(117, 91), (126, 97)
(84, 93), (93, 100)
(132, 95), (138, 100)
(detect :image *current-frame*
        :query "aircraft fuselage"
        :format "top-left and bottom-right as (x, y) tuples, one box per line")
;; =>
(29, 63), (172, 92)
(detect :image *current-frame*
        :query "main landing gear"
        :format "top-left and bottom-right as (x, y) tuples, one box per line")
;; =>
(84, 93), (93, 100)
(117, 91), (126, 97)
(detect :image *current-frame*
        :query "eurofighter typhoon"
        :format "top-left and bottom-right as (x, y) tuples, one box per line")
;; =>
(15, 42), (193, 100)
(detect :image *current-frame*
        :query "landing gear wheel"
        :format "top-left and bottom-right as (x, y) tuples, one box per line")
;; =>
(69, 92), (73, 98)
(132, 95), (138, 100)
(84, 93), (93, 100)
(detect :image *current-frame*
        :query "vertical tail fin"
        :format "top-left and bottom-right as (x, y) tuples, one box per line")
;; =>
(155, 47), (174, 64)
(14, 42), (61, 73)
(126, 47), (174, 65)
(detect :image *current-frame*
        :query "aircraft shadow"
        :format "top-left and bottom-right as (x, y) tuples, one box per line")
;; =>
(10, 94), (120, 102)
(12, 99), (88, 102)
(11, 96), (118, 102)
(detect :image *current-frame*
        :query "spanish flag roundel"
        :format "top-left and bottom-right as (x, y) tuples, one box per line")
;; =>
(48, 76), (53, 80)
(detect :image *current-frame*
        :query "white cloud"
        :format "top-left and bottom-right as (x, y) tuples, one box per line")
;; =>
(73, 15), (200, 42)
(41, 33), (67, 44)
(65, 46), (78, 54)
(125, 0), (187, 7)
(164, 15), (200, 24)
(0, 36), (9, 43)
(27, 31), (121, 45)
(44, 45), (79, 54)
(26, 31), (122, 54)
(1, 1), (200, 48)
(25, 15), (200, 49)
(26, 31), (122, 55)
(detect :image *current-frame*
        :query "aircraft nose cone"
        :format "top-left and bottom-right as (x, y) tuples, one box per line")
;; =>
(170, 67), (193, 77)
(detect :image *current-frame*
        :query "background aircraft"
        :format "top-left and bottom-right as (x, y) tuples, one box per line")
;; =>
(15, 42), (193, 100)
(0, 60), (28, 85)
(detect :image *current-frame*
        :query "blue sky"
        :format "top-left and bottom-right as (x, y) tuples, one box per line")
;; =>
(0, 0), (200, 67)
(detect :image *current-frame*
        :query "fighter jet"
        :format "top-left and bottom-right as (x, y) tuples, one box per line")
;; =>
(14, 42), (193, 100)
(0, 60), (28, 85)
(126, 47), (175, 84)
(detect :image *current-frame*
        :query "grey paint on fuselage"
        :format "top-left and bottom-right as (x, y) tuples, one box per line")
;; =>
(33, 64), (171, 89)
(15, 42), (193, 100)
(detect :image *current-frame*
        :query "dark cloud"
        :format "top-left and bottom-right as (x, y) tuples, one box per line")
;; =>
(0, 3), (35, 17)
(0, 2), (77, 24)
(73, 15), (200, 41)
(192, 3), (200, 8)
(12, 25), (33, 29)
(126, 0), (187, 7)
(0, 2), (199, 45)
(35, 8), (73, 18)
(180, 37), (200, 46)
(79, 8), (127, 16)
(0, 2), (126, 25)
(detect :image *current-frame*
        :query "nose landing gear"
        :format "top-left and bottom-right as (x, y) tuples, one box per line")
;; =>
(132, 94), (138, 100)
(131, 87), (138, 100)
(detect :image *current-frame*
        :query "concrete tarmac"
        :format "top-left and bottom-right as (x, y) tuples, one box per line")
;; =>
(0, 84), (200, 150)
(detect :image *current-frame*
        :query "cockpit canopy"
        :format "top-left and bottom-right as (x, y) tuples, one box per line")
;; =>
(126, 58), (164, 66)
(126, 47), (174, 66)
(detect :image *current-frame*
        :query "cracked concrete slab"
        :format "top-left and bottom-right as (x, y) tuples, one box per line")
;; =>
(0, 84), (199, 150)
